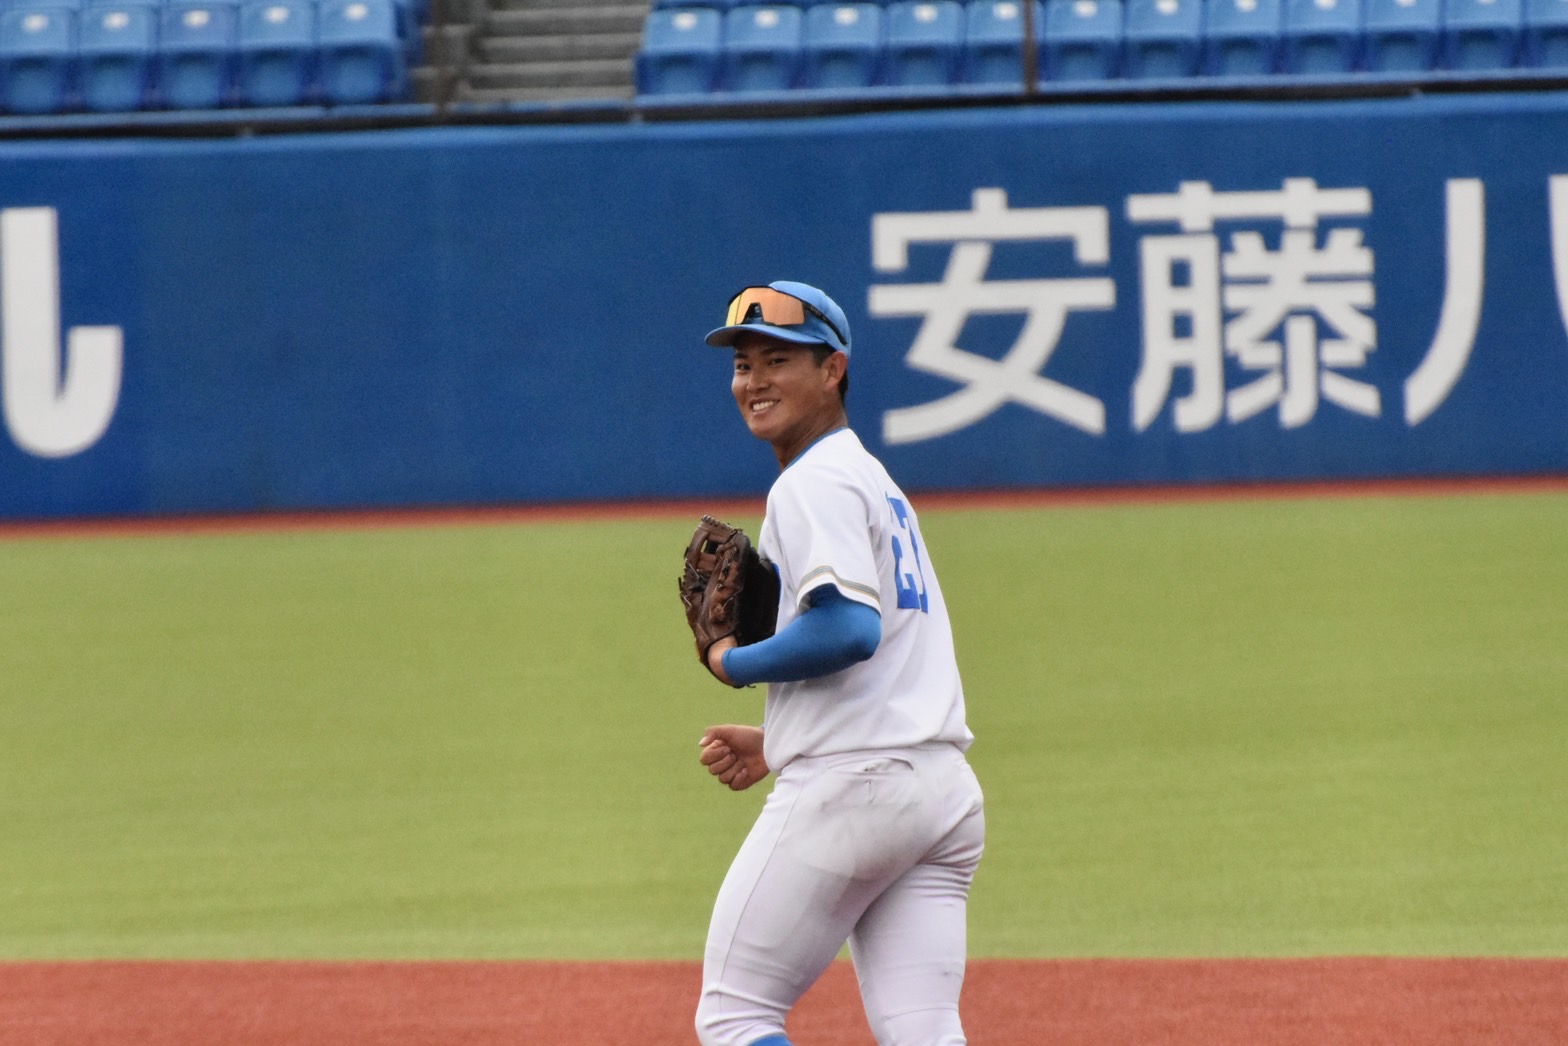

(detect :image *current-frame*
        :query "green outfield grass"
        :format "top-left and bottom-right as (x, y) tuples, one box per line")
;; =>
(1, 490), (1564, 960)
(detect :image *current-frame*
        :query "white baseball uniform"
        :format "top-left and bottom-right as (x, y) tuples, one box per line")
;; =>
(696, 428), (985, 1046)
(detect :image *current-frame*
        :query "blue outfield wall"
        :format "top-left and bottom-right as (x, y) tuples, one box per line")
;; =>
(2, 91), (1568, 518)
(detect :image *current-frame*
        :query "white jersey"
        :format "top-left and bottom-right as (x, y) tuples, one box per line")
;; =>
(756, 428), (973, 771)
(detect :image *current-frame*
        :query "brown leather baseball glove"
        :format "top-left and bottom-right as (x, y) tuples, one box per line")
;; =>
(679, 515), (780, 682)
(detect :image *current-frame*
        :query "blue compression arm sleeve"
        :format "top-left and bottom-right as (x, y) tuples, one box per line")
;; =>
(721, 585), (881, 686)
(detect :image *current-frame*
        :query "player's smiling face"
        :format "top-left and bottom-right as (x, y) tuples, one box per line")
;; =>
(731, 334), (846, 467)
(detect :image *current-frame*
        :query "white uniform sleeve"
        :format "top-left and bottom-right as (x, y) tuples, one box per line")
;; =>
(766, 459), (882, 615)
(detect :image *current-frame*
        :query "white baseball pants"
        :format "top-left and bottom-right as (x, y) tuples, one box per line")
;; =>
(696, 742), (985, 1046)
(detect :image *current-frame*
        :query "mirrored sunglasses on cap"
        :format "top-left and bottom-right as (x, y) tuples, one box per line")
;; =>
(725, 286), (848, 347)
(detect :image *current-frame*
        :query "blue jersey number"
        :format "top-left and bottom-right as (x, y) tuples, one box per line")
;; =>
(886, 495), (929, 613)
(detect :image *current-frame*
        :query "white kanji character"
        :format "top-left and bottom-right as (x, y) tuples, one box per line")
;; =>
(1223, 226), (1377, 428)
(1128, 178), (1380, 431)
(1131, 233), (1224, 433)
(870, 188), (1116, 444)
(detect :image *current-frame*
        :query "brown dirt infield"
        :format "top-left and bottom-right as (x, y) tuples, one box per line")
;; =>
(3, 958), (1566, 1045)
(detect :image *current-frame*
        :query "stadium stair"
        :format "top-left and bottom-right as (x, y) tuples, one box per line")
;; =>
(430, 0), (645, 105)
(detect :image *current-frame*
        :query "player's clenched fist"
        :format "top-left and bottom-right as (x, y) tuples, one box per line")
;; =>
(699, 725), (769, 792)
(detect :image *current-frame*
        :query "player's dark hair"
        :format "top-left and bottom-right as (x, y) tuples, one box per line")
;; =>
(810, 344), (849, 404)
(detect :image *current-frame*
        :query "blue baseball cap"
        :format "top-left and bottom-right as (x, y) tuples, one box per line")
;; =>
(705, 281), (852, 356)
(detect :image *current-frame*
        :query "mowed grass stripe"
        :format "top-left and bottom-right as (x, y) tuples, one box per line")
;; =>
(935, 492), (1568, 957)
(0, 492), (1563, 959)
(1, 521), (744, 959)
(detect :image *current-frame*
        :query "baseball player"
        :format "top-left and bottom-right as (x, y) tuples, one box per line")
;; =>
(691, 281), (985, 1046)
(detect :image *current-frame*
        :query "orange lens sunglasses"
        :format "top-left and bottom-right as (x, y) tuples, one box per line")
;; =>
(725, 287), (847, 346)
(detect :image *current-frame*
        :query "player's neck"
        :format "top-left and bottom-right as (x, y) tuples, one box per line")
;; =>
(773, 413), (848, 469)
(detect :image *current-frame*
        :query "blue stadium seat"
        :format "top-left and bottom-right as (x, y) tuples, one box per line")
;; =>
(963, 0), (1040, 85)
(1203, 0), (1282, 74)
(238, 0), (315, 106)
(636, 6), (721, 93)
(652, 0), (740, 10)
(1362, 0), (1438, 70)
(1523, 0), (1568, 65)
(78, 4), (156, 111)
(1123, 0), (1200, 76)
(801, 2), (882, 87)
(721, 4), (803, 90)
(158, 2), (237, 108)
(883, 0), (964, 85)
(390, 0), (419, 62)
(0, 6), (75, 114)
(1280, 0), (1361, 72)
(317, 0), (405, 103)
(1040, 0), (1122, 80)
(1441, 0), (1521, 68)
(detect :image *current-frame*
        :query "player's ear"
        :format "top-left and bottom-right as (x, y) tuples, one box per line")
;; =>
(822, 350), (848, 388)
